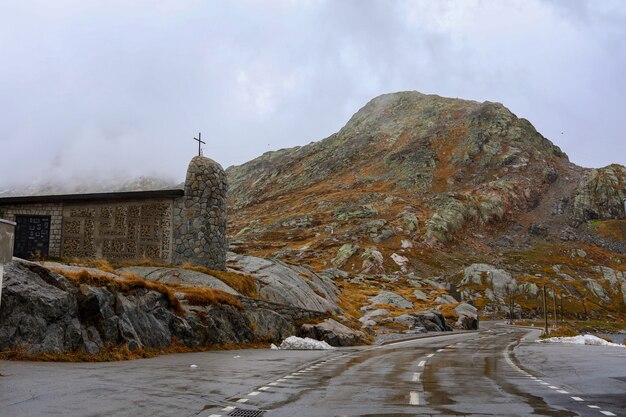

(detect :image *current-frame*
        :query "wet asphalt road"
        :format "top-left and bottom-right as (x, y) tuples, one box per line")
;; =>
(1, 326), (624, 417)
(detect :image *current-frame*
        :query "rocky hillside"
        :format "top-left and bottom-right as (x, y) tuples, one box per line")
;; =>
(227, 91), (626, 327)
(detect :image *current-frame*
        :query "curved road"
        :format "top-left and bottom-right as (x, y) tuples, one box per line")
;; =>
(1, 326), (624, 416)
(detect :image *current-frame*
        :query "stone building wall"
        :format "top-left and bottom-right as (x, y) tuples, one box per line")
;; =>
(61, 199), (173, 262)
(0, 203), (63, 257)
(172, 156), (228, 270)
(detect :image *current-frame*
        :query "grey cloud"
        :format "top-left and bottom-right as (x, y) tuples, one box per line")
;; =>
(0, 0), (625, 189)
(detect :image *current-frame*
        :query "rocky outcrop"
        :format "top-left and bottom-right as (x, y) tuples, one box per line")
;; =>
(105, 265), (240, 294)
(460, 263), (516, 301)
(298, 318), (366, 346)
(573, 165), (626, 223)
(0, 259), (330, 355)
(227, 253), (340, 313)
(385, 310), (451, 332)
(369, 291), (413, 309)
(454, 303), (479, 330)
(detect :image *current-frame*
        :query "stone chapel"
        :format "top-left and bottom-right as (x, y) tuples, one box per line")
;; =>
(0, 156), (227, 270)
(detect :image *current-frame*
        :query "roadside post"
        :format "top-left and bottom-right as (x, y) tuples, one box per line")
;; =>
(542, 285), (549, 335)
(0, 219), (16, 310)
(552, 288), (558, 329)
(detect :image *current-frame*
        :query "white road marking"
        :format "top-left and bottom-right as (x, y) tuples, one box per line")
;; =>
(600, 411), (616, 416)
(258, 386), (270, 391)
(571, 397), (584, 402)
(557, 390), (569, 394)
(409, 391), (420, 405)
(549, 386), (558, 389)
(221, 406), (235, 411)
(412, 372), (421, 382)
(277, 378), (287, 382)
(418, 361), (426, 367)
(427, 353), (435, 358)
(588, 405), (600, 409)
(437, 349), (445, 352)
(248, 391), (260, 396)
(268, 382), (279, 386)
(236, 398), (248, 403)
(540, 382), (549, 385)
(208, 414), (222, 417)
(284, 375), (295, 379)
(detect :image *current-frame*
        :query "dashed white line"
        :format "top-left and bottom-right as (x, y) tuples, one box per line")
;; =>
(571, 397), (584, 402)
(221, 406), (235, 411)
(268, 382), (279, 386)
(236, 398), (248, 403)
(437, 348), (445, 352)
(427, 353), (435, 358)
(276, 378), (287, 382)
(557, 390), (569, 394)
(208, 414), (221, 417)
(248, 391), (260, 396)
(409, 391), (420, 405)
(417, 361), (426, 367)
(258, 386), (270, 391)
(600, 411), (616, 416)
(548, 386), (558, 389)
(412, 372), (421, 382)
(588, 405), (600, 409)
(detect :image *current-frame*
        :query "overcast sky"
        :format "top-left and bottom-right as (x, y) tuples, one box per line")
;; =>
(1, 0), (625, 187)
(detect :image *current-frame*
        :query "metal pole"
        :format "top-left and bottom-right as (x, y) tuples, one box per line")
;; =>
(552, 288), (558, 329)
(559, 291), (564, 324)
(542, 285), (549, 335)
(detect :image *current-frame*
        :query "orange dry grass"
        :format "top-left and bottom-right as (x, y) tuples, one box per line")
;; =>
(50, 268), (185, 316)
(181, 263), (257, 297)
(539, 325), (579, 339)
(179, 286), (243, 310)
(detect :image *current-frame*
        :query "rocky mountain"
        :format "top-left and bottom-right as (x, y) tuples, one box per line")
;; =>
(227, 91), (626, 327)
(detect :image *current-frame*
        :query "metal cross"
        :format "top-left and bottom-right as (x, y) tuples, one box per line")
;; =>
(194, 132), (205, 156)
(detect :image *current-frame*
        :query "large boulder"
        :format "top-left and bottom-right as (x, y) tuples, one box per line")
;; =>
(298, 318), (366, 346)
(227, 252), (341, 313)
(454, 303), (479, 330)
(384, 310), (452, 332)
(413, 310), (452, 332)
(461, 264), (516, 301)
(369, 291), (413, 309)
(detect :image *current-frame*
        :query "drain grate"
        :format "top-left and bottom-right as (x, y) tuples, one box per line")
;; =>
(228, 408), (265, 417)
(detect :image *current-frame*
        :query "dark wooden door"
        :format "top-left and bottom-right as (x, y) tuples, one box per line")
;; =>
(14, 215), (51, 259)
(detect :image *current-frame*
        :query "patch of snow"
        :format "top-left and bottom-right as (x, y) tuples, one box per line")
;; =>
(270, 343), (279, 350)
(278, 336), (335, 350)
(537, 334), (625, 347)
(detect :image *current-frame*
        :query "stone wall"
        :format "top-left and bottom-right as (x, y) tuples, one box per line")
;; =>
(0, 203), (63, 257)
(172, 156), (228, 270)
(61, 200), (173, 262)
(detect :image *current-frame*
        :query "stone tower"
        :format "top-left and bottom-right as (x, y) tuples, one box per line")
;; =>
(172, 156), (228, 270)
